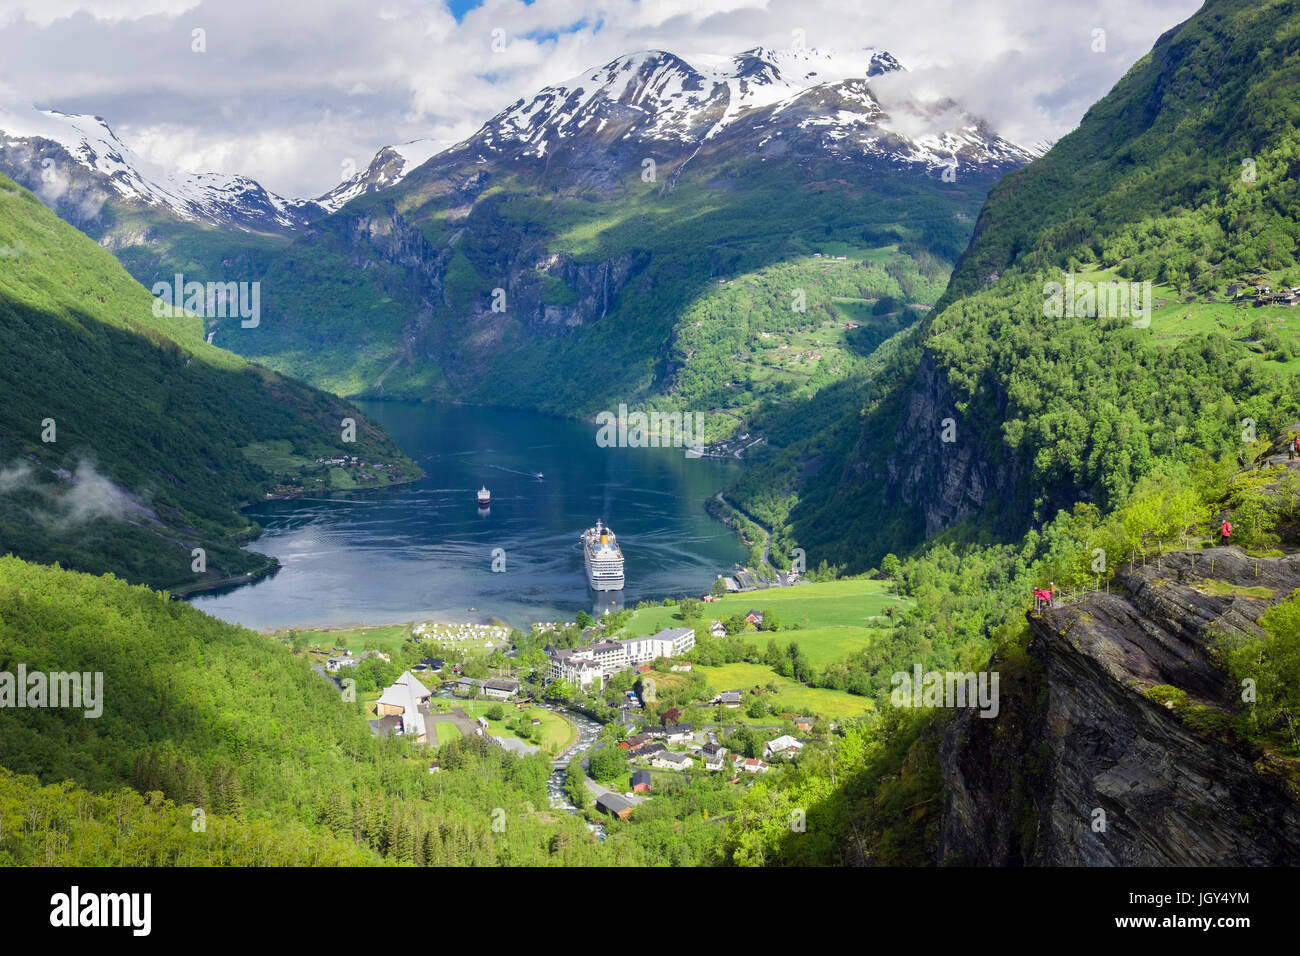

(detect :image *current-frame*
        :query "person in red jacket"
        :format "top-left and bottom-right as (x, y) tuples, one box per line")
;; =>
(1220, 519), (1233, 546)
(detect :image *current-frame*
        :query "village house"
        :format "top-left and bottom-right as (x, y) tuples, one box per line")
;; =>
(745, 610), (764, 626)
(651, 751), (693, 770)
(765, 735), (804, 760)
(482, 678), (520, 700)
(702, 743), (729, 772)
(716, 690), (743, 708)
(638, 743), (667, 762)
(709, 620), (728, 638)
(326, 654), (358, 673)
(735, 755), (770, 774)
(663, 723), (694, 745)
(596, 792), (635, 820)
(454, 676), (484, 697)
(631, 770), (652, 794)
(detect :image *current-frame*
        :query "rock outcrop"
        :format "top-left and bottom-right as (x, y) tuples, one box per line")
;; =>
(939, 547), (1300, 865)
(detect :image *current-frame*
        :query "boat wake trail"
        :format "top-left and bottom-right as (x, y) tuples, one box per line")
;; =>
(487, 464), (544, 479)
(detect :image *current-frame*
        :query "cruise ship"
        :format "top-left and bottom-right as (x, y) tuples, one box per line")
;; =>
(581, 520), (625, 591)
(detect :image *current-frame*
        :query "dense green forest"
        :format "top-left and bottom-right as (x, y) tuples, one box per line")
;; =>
(0, 172), (419, 591)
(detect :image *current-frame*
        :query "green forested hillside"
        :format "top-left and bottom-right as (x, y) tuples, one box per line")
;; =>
(712, 0), (1300, 864)
(0, 172), (419, 591)
(0, 556), (604, 865)
(730, 0), (1300, 572)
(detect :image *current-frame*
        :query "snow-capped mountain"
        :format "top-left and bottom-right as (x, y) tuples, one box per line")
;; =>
(456, 46), (1035, 175)
(0, 107), (449, 229)
(0, 46), (1034, 236)
(0, 108), (328, 231)
(315, 139), (451, 213)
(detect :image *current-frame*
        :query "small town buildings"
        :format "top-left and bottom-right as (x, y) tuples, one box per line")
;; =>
(482, 678), (520, 699)
(745, 610), (764, 626)
(704, 747), (728, 772)
(709, 620), (728, 638)
(793, 716), (815, 733)
(765, 735), (804, 760)
(548, 648), (604, 690)
(590, 641), (630, 673)
(638, 743), (667, 761)
(623, 626), (696, 665)
(596, 792), (635, 820)
(631, 770), (652, 793)
(716, 690), (743, 708)
(663, 723), (693, 745)
(454, 676), (484, 696)
(376, 671), (432, 743)
(651, 751), (693, 770)
(326, 655), (359, 673)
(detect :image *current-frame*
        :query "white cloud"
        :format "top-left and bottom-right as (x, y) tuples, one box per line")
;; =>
(0, 0), (1203, 197)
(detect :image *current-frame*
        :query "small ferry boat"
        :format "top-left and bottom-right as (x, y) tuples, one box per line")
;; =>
(477, 486), (491, 507)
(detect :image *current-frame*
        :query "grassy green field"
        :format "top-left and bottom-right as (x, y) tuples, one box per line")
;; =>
(1073, 264), (1300, 373)
(458, 700), (577, 754)
(748, 625), (894, 669)
(696, 662), (875, 720)
(292, 623), (413, 652)
(617, 605), (691, 638)
(621, 578), (907, 638)
(708, 578), (908, 627)
(431, 721), (462, 748)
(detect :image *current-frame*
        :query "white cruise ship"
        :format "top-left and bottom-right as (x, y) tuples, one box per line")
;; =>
(581, 520), (625, 591)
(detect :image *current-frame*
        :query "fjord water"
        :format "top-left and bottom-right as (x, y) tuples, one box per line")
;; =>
(190, 401), (747, 631)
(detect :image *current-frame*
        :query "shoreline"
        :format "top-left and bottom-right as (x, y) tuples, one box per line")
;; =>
(173, 468), (424, 600)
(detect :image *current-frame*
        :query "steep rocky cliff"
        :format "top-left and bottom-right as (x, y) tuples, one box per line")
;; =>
(845, 350), (1022, 539)
(939, 547), (1300, 865)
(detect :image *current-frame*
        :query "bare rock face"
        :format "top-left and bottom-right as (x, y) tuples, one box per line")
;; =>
(939, 548), (1300, 865)
(847, 351), (1020, 538)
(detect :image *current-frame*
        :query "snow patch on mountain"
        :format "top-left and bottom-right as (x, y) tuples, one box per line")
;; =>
(470, 45), (1037, 172)
(0, 107), (319, 229)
